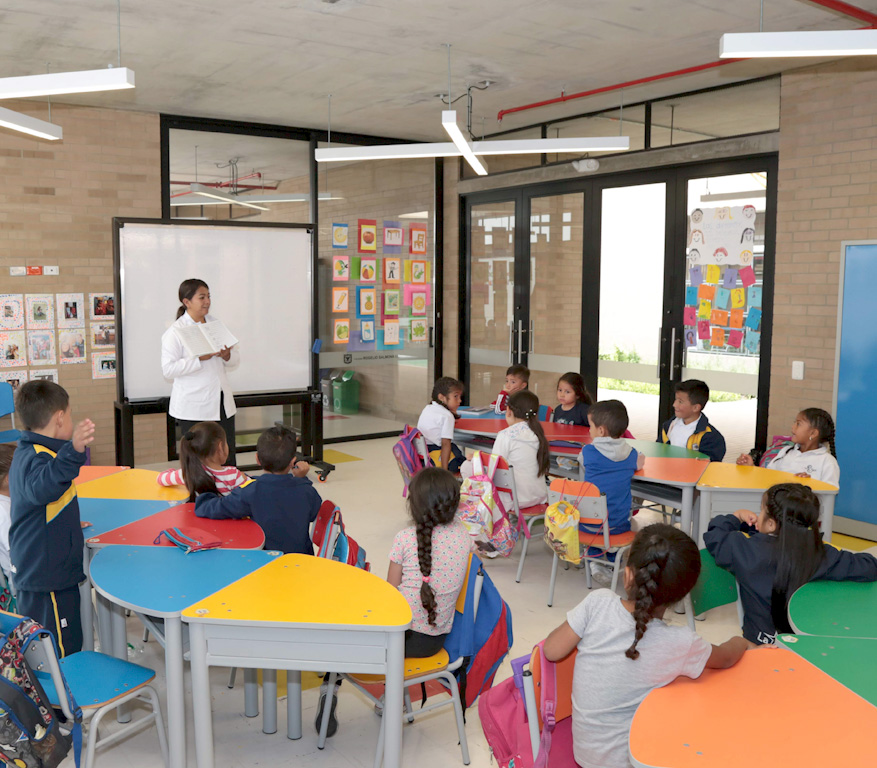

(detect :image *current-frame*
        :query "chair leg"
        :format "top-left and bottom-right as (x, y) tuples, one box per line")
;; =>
(228, 667), (237, 689)
(373, 704), (386, 768)
(548, 553), (559, 607)
(142, 626), (150, 643)
(443, 671), (471, 765)
(610, 558), (621, 594)
(584, 557), (592, 590)
(144, 685), (170, 768)
(403, 688), (414, 724)
(684, 594), (696, 632)
(515, 533), (529, 583)
(317, 672), (339, 749)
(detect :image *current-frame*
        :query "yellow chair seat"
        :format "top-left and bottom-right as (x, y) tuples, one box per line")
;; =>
(347, 649), (450, 684)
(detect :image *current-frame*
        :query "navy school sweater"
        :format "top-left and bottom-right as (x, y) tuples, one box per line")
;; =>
(194, 473), (322, 555)
(9, 432), (88, 592)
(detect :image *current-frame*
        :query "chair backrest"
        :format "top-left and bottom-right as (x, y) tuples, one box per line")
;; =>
(690, 548), (738, 616)
(547, 478), (610, 550)
(471, 451), (518, 514)
(449, 553), (485, 661)
(0, 382), (15, 425)
(529, 645), (577, 727)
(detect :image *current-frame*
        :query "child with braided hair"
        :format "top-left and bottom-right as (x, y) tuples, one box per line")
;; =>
(388, 467), (471, 657)
(705, 482), (877, 646)
(544, 523), (747, 768)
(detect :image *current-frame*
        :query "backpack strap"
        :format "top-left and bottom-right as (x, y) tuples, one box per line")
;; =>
(485, 452), (501, 480)
(532, 641), (558, 768)
(471, 450), (485, 476)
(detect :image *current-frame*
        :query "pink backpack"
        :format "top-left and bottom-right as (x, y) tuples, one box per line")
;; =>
(458, 452), (517, 558)
(392, 425), (429, 496)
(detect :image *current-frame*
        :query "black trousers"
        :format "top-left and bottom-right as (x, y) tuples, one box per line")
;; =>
(405, 629), (448, 658)
(177, 393), (236, 465)
(425, 441), (465, 473)
(17, 585), (82, 657)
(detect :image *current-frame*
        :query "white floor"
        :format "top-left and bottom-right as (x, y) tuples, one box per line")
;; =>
(75, 437), (743, 768)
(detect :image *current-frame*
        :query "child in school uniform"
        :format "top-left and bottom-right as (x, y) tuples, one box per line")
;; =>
(553, 371), (593, 426)
(737, 408), (839, 486)
(8, 381), (95, 656)
(195, 426), (321, 555)
(661, 379), (726, 462)
(492, 364), (529, 415)
(0, 444), (15, 584)
(417, 377), (465, 472)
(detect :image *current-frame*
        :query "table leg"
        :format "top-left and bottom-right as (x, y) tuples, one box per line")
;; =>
(165, 617), (186, 768)
(96, 591), (114, 653)
(244, 668), (259, 717)
(822, 494), (835, 542)
(262, 669), (277, 734)
(287, 670), (302, 740)
(383, 631), (405, 768)
(79, 579), (94, 653)
(698, 488), (712, 548)
(109, 604), (131, 724)
(680, 487), (694, 539)
(189, 622), (214, 768)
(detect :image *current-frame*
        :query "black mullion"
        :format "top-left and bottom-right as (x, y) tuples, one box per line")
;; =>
(517, 190), (531, 367)
(580, 181), (600, 400)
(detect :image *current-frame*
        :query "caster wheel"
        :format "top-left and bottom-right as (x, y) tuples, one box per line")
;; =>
(319, 473), (329, 482)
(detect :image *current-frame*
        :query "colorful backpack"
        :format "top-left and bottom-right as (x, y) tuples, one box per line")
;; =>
(458, 452), (517, 558)
(0, 615), (82, 768)
(392, 425), (430, 496)
(312, 500), (371, 571)
(759, 435), (794, 467)
(544, 499), (581, 564)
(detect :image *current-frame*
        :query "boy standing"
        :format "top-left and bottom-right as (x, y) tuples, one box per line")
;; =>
(492, 364), (529, 415)
(9, 381), (94, 656)
(661, 380), (726, 462)
(195, 426), (322, 554)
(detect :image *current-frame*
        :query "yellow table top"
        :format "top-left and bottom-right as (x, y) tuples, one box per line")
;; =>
(695, 462), (839, 493)
(182, 554), (413, 630)
(76, 468), (189, 502)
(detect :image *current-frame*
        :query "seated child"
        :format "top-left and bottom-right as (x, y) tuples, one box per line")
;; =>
(579, 400), (645, 535)
(194, 426), (321, 555)
(157, 421), (247, 500)
(661, 379), (726, 462)
(9, 380), (95, 655)
(553, 371), (593, 426)
(704, 483), (877, 646)
(492, 364), (529, 415)
(543, 523), (747, 768)
(417, 377), (465, 472)
(0, 444), (15, 583)
(737, 408), (839, 486)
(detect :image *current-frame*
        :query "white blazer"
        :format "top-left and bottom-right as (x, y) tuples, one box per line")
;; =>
(161, 312), (239, 421)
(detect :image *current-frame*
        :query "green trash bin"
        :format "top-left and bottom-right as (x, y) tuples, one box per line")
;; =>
(332, 370), (360, 414)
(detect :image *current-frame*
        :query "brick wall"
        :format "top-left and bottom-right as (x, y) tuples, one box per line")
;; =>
(0, 101), (161, 464)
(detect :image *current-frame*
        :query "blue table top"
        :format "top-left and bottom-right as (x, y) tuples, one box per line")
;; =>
(80, 498), (179, 538)
(89, 545), (281, 617)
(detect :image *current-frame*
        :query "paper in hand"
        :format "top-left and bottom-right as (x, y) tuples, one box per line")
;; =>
(174, 320), (238, 359)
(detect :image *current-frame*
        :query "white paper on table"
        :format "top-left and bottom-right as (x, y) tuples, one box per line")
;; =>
(174, 320), (239, 358)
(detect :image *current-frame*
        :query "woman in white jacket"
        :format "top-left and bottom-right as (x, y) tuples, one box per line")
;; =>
(161, 279), (240, 464)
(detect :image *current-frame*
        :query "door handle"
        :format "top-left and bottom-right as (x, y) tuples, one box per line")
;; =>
(517, 320), (524, 364)
(657, 328), (666, 379)
(669, 327), (677, 376)
(529, 320), (534, 353)
(509, 322), (515, 364)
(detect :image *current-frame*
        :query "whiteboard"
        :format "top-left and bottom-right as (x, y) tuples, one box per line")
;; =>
(118, 222), (312, 401)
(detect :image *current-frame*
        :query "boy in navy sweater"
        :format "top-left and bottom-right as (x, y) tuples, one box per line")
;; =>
(660, 379), (726, 462)
(195, 426), (321, 554)
(9, 381), (94, 656)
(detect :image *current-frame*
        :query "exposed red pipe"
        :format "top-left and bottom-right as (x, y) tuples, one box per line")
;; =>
(496, 0), (877, 122)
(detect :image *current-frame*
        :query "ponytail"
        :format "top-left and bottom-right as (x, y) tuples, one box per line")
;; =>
(179, 421), (225, 501)
(176, 278), (209, 320)
(507, 390), (549, 477)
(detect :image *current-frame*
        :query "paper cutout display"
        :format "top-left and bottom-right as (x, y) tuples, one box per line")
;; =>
(722, 268), (738, 289)
(55, 294), (85, 329)
(333, 256), (349, 281)
(411, 292), (427, 316)
(90, 294), (114, 320)
(358, 219), (377, 253)
(403, 284), (432, 306)
(745, 307), (762, 331)
(711, 328), (726, 347)
(684, 329), (697, 348)
(705, 265), (721, 284)
(697, 299), (712, 320)
(728, 330), (744, 349)
(739, 250), (753, 265)
(710, 310), (729, 326)
(357, 287), (376, 317)
(384, 290), (400, 315)
(359, 258), (377, 282)
(689, 206), (756, 266)
(31, 368), (58, 384)
(384, 257), (401, 284)
(90, 322), (115, 348)
(0, 370), (27, 389)
(360, 320), (375, 342)
(410, 318), (428, 343)
(685, 286), (698, 306)
(697, 320), (711, 340)
(689, 266), (703, 286)
(683, 306), (696, 326)
(0, 295), (24, 331)
(332, 223), (349, 249)
(92, 351), (115, 379)
(27, 330), (55, 365)
(729, 309), (744, 329)
(58, 328), (86, 364)
(730, 288), (745, 309)
(409, 223), (427, 255)
(383, 221), (403, 255)
(383, 319), (400, 345)
(739, 265), (756, 287)
(410, 260), (427, 284)
(26, 294), (54, 329)
(0, 331), (26, 367)
(745, 329), (761, 353)
(697, 284), (715, 302)
(747, 286), (762, 307)
(714, 287), (731, 309)
(332, 288), (349, 313)
(333, 319), (350, 344)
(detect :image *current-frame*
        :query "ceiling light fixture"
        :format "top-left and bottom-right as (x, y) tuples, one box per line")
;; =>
(442, 110), (488, 175)
(188, 183), (269, 211)
(0, 105), (63, 140)
(0, 67), (136, 100)
(170, 188), (341, 207)
(700, 190), (766, 203)
(720, 29), (877, 58)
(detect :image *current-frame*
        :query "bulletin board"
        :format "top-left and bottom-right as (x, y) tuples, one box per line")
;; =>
(833, 241), (877, 538)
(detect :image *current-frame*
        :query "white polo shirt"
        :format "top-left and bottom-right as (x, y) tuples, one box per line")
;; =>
(417, 401), (455, 446)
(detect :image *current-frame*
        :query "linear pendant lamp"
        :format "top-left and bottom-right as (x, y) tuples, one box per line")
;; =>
(442, 110), (488, 176)
(0, 67), (136, 99)
(720, 30), (877, 58)
(0, 105), (63, 140)
(171, 189), (341, 207)
(188, 183), (269, 211)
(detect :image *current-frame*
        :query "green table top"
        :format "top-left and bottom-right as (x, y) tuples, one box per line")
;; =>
(788, 580), (877, 639)
(623, 439), (707, 460)
(778, 634), (877, 706)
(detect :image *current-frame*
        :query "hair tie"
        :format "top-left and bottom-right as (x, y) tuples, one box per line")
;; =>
(525, 410), (536, 419)
(422, 575), (431, 584)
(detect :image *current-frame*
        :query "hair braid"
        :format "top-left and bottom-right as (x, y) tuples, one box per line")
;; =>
(800, 407), (836, 458)
(626, 540), (670, 659)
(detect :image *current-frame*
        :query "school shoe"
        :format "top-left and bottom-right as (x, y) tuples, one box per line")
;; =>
(588, 561), (614, 587)
(315, 682), (339, 738)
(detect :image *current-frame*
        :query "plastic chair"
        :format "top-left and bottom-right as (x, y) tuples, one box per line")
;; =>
(0, 611), (168, 768)
(683, 548), (744, 631)
(521, 645), (578, 766)
(0, 381), (20, 444)
(546, 479), (634, 607)
(317, 553), (483, 767)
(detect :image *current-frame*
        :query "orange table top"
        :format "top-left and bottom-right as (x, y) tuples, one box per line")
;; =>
(630, 648), (877, 767)
(86, 503), (265, 550)
(637, 457), (710, 486)
(695, 462), (839, 493)
(75, 465), (129, 485)
(76, 468), (189, 502)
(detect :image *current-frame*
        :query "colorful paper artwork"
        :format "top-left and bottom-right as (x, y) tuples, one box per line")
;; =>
(31, 368), (58, 384)
(739, 265), (756, 287)
(358, 287), (376, 316)
(90, 322), (115, 349)
(333, 319), (350, 344)
(0, 370), (27, 390)
(383, 221), (403, 255)
(411, 292), (427, 316)
(26, 295), (54, 329)
(410, 318), (428, 343)
(58, 328), (86, 364)
(714, 287), (731, 310)
(683, 306), (696, 326)
(359, 258), (377, 282)
(747, 286), (762, 307)
(730, 288), (746, 309)
(711, 328), (726, 347)
(332, 288), (349, 313)
(689, 266), (703, 286)
(0, 331), (26, 367)
(410, 260), (427, 284)
(0, 295), (25, 331)
(358, 219), (377, 253)
(685, 286), (698, 306)
(333, 256), (350, 281)
(27, 330), (55, 365)
(56, 293), (85, 329)
(332, 223), (349, 249)
(728, 330), (744, 349)
(90, 293), (114, 320)
(360, 320), (375, 342)
(409, 223), (427, 255)
(745, 330), (761, 353)
(710, 310), (729, 326)
(697, 320), (711, 340)
(384, 290), (400, 315)
(91, 351), (116, 379)
(722, 268), (738, 290)
(383, 319), (400, 345)
(739, 250), (754, 265)
(745, 308), (762, 331)
(384, 257), (402, 284)
(697, 300), (712, 320)
(697, 284), (715, 302)
(689, 206), (758, 266)
(684, 328), (697, 348)
(403, 284), (432, 307)
(729, 309), (744, 329)
(705, 265), (721, 284)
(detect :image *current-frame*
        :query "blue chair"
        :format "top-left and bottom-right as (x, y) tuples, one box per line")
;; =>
(0, 381), (20, 443)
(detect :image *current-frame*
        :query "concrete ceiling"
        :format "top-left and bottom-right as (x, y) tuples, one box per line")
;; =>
(0, 0), (872, 148)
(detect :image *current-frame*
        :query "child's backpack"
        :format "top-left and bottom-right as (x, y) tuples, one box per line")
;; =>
(0, 615), (82, 768)
(544, 498), (581, 564)
(392, 425), (430, 496)
(458, 452), (517, 558)
(312, 500), (371, 571)
(758, 435), (794, 467)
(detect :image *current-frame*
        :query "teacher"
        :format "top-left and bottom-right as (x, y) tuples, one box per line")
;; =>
(161, 278), (240, 464)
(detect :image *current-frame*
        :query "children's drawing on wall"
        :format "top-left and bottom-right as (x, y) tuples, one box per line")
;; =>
(25, 294), (54, 329)
(90, 293), (115, 320)
(90, 322), (115, 348)
(333, 256), (349, 281)
(360, 320), (375, 342)
(27, 330), (56, 365)
(410, 319), (428, 343)
(92, 351), (116, 379)
(0, 332), (26, 367)
(56, 293), (85, 329)
(333, 319), (350, 344)
(332, 223), (348, 249)
(59, 329), (86, 363)
(0, 370), (27, 390)
(0, 295), (24, 331)
(31, 368), (58, 384)
(384, 257), (401, 284)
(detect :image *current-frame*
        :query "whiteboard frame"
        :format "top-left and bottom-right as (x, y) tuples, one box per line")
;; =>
(113, 217), (315, 403)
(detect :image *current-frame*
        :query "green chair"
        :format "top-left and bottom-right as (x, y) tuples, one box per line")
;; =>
(683, 549), (743, 632)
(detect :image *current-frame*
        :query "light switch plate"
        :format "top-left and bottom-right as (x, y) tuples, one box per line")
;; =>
(792, 361), (805, 380)
(9, 266), (25, 276)
(44, 265), (59, 275)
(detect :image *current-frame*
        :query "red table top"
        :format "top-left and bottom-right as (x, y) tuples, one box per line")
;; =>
(455, 418), (592, 443)
(87, 503), (265, 550)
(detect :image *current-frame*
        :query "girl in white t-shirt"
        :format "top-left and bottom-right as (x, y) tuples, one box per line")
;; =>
(0, 443), (14, 583)
(416, 377), (465, 472)
(737, 408), (839, 486)
(543, 524), (748, 768)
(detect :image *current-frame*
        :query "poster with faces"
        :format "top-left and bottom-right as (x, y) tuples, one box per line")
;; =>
(25, 295), (54, 329)
(0, 295), (24, 331)
(56, 293), (85, 329)
(687, 205), (757, 266)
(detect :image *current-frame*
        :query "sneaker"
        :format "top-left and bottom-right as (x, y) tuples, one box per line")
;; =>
(588, 561), (614, 587)
(315, 689), (339, 738)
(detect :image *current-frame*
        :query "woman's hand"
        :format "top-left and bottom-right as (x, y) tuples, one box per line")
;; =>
(198, 352), (219, 362)
(218, 346), (231, 361)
